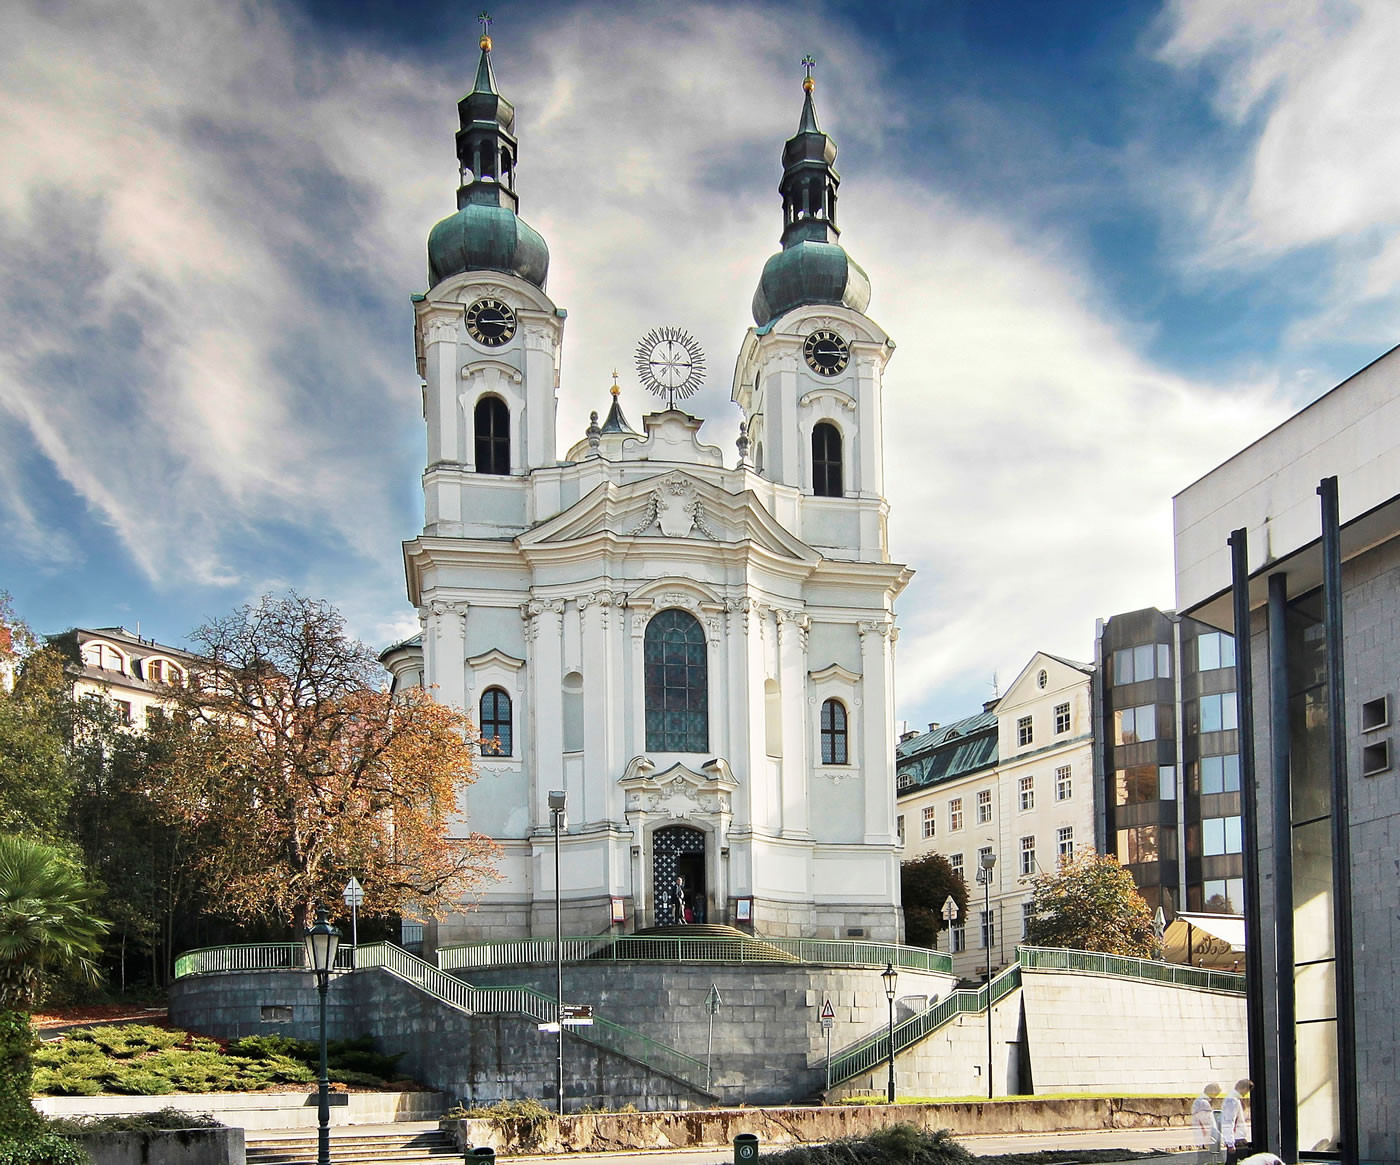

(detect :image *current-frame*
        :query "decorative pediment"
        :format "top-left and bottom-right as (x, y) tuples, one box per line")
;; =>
(809, 662), (862, 685)
(518, 475), (819, 563)
(465, 648), (525, 672)
(619, 757), (739, 821)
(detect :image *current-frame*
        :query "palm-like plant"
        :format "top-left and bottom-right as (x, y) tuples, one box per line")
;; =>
(0, 834), (107, 1142)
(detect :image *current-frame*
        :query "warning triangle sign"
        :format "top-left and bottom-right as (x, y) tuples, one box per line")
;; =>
(820, 999), (836, 1022)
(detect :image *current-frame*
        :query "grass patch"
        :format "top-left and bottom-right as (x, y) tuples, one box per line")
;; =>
(32, 1025), (411, 1096)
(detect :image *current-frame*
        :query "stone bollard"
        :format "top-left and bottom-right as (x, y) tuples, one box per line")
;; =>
(734, 1133), (760, 1162)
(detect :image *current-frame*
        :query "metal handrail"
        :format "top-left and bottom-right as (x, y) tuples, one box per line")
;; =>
(1016, 944), (1246, 993)
(826, 963), (1022, 1086)
(437, 934), (954, 976)
(173, 941), (715, 1096)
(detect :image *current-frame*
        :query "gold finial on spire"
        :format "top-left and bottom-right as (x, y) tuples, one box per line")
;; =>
(802, 54), (816, 93)
(478, 10), (493, 51)
(610, 370), (621, 397)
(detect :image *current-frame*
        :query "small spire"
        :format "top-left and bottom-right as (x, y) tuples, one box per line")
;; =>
(472, 12), (498, 94)
(797, 55), (821, 134)
(478, 10), (493, 52)
(610, 369), (621, 397)
(802, 54), (816, 93)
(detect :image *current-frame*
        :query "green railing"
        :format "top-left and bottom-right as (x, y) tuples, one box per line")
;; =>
(173, 940), (715, 1097)
(437, 934), (954, 976)
(1017, 945), (1246, 993)
(826, 963), (1022, 1086)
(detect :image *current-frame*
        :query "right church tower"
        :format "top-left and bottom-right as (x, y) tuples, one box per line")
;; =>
(732, 63), (892, 567)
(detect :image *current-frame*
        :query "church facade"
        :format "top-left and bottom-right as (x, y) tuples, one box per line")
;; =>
(384, 30), (910, 945)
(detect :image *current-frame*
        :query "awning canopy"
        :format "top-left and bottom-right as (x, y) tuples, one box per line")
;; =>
(1164, 911), (1245, 969)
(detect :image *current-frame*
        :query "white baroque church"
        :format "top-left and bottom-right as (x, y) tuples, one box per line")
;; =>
(383, 30), (911, 945)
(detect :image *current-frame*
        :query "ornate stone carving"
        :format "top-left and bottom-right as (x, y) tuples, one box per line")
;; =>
(630, 473), (719, 540)
(424, 315), (459, 345)
(578, 589), (621, 629)
(818, 767), (861, 786)
(858, 619), (892, 639)
(522, 322), (556, 353)
(776, 608), (811, 650)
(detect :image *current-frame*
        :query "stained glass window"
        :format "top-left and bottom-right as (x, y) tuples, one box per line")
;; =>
(644, 609), (708, 752)
(820, 698), (848, 764)
(480, 687), (512, 755)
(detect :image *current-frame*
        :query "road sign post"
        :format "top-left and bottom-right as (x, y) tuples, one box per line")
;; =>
(342, 877), (364, 967)
(940, 895), (960, 954)
(819, 998), (836, 1092)
(705, 984), (723, 1093)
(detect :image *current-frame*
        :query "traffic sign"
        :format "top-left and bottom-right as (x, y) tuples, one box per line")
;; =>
(343, 876), (365, 907)
(705, 984), (723, 1015)
(819, 998), (835, 1029)
(941, 895), (960, 922)
(561, 1004), (594, 1026)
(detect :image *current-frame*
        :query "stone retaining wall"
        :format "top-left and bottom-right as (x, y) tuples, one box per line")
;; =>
(35, 1090), (444, 1131)
(66, 1127), (244, 1165)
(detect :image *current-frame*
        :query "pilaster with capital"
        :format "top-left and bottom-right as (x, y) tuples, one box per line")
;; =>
(426, 600), (469, 710)
(523, 598), (566, 824)
(858, 618), (898, 843)
(776, 608), (812, 837)
(520, 315), (563, 469)
(578, 590), (622, 820)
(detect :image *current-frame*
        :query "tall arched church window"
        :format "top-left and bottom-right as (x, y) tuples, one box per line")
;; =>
(479, 687), (512, 755)
(644, 609), (708, 752)
(812, 422), (843, 497)
(475, 396), (510, 475)
(820, 698), (848, 765)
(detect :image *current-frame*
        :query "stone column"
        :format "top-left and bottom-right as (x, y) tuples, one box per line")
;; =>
(428, 599), (469, 712)
(777, 608), (812, 838)
(524, 598), (565, 826)
(578, 590), (620, 823)
(858, 619), (897, 844)
(628, 607), (649, 759)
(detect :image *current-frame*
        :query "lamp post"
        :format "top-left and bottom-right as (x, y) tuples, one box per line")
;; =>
(976, 851), (997, 1099)
(548, 790), (567, 1115)
(881, 962), (897, 1104)
(303, 904), (341, 1165)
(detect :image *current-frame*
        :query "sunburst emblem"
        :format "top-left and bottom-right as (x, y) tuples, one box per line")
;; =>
(635, 326), (706, 409)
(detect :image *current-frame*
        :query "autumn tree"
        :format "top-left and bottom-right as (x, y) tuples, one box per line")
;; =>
(152, 594), (496, 932)
(1021, 851), (1160, 958)
(901, 853), (969, 949)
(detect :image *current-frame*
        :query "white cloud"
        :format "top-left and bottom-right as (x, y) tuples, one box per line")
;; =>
(0, 0), (1291, 721)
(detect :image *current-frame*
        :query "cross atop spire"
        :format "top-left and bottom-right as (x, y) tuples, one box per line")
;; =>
(802, 54), (816, 92)
(478, 11), (493, 51)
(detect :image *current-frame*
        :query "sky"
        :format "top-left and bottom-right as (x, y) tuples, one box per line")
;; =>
(2, 0), (1399, 730)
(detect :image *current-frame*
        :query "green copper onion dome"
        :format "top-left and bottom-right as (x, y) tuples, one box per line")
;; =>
(751, 62), (869, 326)
(427, 18), (549, 290)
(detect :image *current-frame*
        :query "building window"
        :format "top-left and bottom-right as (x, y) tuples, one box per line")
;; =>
(644, 609), (709, 752)
(1057, 826), (1074, 859)
(978, 844), (994, 870)
(1055, 765), (1071, 801)
(951, 924), (966, 952)
(980, 910), (995, 950)
(1116, 824), (1167, 865)
(896, 771), (914, 791)
(922, 806), (936, 839)
(1054, 703), (1071, 734)
(1113, 643), (1170, 685)
(147, 659), (165, 683)
(1203, 877), (1244, 914)
(1199, 754), (1241, 794)
(1203, 815), (1243, 856)
(474, 395), (510, 475)
(1022, 901), (1035, 938)
(479, 687), (512, 755)
(1114, 704), (1158, 744)
(977, 789), (992, 824)
(1197, 631), (1236, 672)
(1198, 692), (1239, 733)
(820, 698), (848, 764)
(949, 798), (964, 831)
(1018, 775), (1034, 812)
(811, 422), (843, 497)
(112, 700), (132, 725)
(1159, 764), (1178, 800)
(1017, 715), (1033, 746)
(1019, 835), (1036, 876)
(896, 815), (905, 846)
(950, 853), (964, 877)
(1037, 669), (1048, 689)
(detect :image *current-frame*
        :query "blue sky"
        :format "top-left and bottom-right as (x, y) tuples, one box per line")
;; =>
(2, 0), (1397, 728)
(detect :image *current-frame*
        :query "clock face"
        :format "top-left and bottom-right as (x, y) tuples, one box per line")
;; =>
(803, 329), (850, 376)
(465, 298), (517, 347)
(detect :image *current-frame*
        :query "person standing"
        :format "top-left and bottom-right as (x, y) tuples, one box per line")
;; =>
(1192, 1082), (1223, 1161)
(671, 875), (688, 925)
(1220, 1078), (1252, 1165)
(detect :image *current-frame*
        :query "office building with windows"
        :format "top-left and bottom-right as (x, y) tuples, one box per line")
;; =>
(896, 652), (1095, 979)
(1094, 608), (1241, 921)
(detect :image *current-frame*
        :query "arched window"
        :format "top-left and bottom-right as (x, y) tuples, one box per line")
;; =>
(812, 422), (843, 497)
(475, 396), (510, 475)
(479, 687), (512, 755)
(644, 609), (708, 752)
(820, 698), (848, 765)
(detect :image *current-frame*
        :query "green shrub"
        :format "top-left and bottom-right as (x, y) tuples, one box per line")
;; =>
(329, 1070), (388, 1088)
(0, 1129), (89, 1165)
(31, 1071), (100, 1097)
(762, 1124), (974, 1165)
(49, 1108), (223, 1133)
(104, 1070), (175, 1096)
(226, 1034), (313, 1061)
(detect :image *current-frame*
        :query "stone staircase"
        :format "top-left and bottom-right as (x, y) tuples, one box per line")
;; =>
(246, 1123), (458, 1165)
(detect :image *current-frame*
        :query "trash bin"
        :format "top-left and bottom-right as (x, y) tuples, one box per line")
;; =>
(734, 1133), (760, 1162)
(469, 1148), (496, 1163)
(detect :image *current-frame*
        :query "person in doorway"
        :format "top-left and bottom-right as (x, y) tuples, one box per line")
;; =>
(671, 875), (688, 925)
(1220, 1079), (1252, 1165)
(692, 893), (706, 925)
(1192, 1082), (1223, 1160)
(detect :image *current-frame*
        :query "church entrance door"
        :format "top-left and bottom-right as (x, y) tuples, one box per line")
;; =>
(653, 825), (706, 926)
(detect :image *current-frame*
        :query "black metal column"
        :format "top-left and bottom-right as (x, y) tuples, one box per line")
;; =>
(1318, 476), (1359, 1165)
(1267, 571), (1298, 1162)
(1229, 529), (1270, 1153)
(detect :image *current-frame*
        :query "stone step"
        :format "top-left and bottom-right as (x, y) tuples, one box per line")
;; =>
(245, 1129), (458, 1165)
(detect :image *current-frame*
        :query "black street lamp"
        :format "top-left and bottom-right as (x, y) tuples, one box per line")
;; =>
(977, 850), (997, 1099)
(881, 962), (898, 1104)
(548, 789), (567, 1116)
(303, 904), (341, 1165)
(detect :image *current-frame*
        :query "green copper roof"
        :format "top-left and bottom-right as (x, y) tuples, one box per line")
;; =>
(427, 202), (549, 289)
(751, 240), (870, 327)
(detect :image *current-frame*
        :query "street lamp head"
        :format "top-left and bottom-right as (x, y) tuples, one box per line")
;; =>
(980, 851), (997, 870)
(548, 790), (567, 811)
(303, 904), (341, 979)
(882, 961), (898, 1001)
